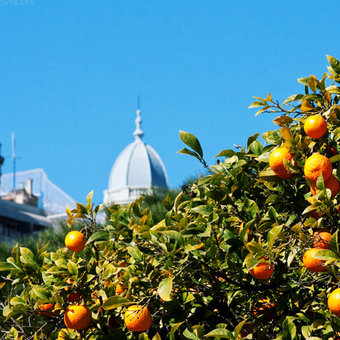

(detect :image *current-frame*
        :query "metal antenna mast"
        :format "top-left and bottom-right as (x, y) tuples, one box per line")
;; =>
(0, 143), (4, 192)
(12, 132), (16, 191)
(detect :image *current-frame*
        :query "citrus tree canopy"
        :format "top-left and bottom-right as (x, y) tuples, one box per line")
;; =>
(2, 55), (340, 339)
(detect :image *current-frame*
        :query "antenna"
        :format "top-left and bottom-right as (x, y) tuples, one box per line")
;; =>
(0, 143), (4, 192)
(12, 132), (16, 191)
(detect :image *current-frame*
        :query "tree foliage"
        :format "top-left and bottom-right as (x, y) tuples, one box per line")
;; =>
(2, 56), (340, 339)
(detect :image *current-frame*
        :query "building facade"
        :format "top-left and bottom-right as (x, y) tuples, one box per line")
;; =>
(0, 169), (75, 241)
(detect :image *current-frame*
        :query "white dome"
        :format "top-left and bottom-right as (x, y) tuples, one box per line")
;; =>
(103, 109), (168, 205)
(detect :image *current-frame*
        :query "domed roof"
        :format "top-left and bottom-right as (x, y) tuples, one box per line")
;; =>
(103, 108), (168, 205)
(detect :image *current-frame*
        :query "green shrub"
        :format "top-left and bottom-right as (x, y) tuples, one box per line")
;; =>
(2, 55), (340, 339)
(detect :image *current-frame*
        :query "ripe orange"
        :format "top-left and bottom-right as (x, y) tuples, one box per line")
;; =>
(124, 305), (152, 332)
(310, 174), (339, 198)
(252, 299), (276, 321)
(314, 230), (332, 249)
(65, 231), (87, 253)
(37, 303), (58, 317)
(269, 147), (294, 179)
(304, 154), (332, 182)
(64, 305), (92, 330)
(67, 292), (81, 303)
(116, 283), (125, 295)
(328, 288), (340, 316)
(249, 261), (274, 280)
(302, 248), (326, 272)
(304, 115), (327, 139)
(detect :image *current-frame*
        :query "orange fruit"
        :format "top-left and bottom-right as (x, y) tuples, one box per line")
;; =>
(65, 231), (87, 253)
(64, 305), (92, 330)
(304, 115), (327, 139)
(252, 299), (276, 321)
(67, 292), (81, 303)
(302, 248), (326, 272)
(249, 261), (274, 280)
(37, 303), (58, 317)
(328, 288), (340, 316)
(314, 230), (332, 249)
(269, 147), (294, 179)
(116, 283), (125, 295)
(310, 174), (339, 198)
(304, 154), (332, 182)
(124, 305), (152, 332)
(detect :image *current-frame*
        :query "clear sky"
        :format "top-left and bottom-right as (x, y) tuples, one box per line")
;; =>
(1, 0), (340, 205)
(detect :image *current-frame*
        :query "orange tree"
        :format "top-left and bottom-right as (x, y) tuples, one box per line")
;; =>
(2, 55), (340, 339)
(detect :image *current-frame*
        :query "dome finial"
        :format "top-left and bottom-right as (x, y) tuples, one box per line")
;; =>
(133, 95), (144, 140)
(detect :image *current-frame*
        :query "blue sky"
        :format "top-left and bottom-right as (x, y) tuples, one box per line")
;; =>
(1, 0), (340, 205)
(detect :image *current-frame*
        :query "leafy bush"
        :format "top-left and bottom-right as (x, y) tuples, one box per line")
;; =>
(2, 55), (340, 339)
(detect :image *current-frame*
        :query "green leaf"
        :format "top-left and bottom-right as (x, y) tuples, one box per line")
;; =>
(169, 322), (185, 340)
(162, 194), (172, 210)
(86, 190), (93, 209)
(327, 55), (340, 74)
(204, 328), (233, 338)
(330, 230), (339, 254)
(10, 297), (27, 306)
(177, 148), (202, 162)
(152, 333), (162, 340)
(308, 75), (318, 93)
(191, 205), (213, 216)
(0, 262), (16, 272)
(127, 246), (143, 262)
(102, 296), (131, 310)
(20, 247), (38, 269)
(248, 101), (267, 108)
(67, 261), (78, 277)
(298, 77), (309, 86)
(215, 149), (235, 158)
(76, 202), (88, 216)
(179, 131), (203, 158)
(183, 328), (200, 340)
(158, 276), (173, 301)
(247, 133), (259, 148)
(326, 85), (340, 95)
(313, 249), (340, 261)
(330, 154), (340, 163)
(248, 140), (263, 156)
(246, 241), (263, 254)
(287, 248), (299, 267)
(282, 316), (297, 339)
(86, 230), (108, 244)
(7, 327), (19, 338)
(267, 225), (284, 251)
(243, 198), (259, 219)
(234, 320), (246, 338)
(282, 94), (304, 105)
(161, 230), (184, 245)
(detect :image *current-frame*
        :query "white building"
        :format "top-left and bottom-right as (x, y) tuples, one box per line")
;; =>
(103, 108), (168, 205)
(0, 169), (76, 241)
